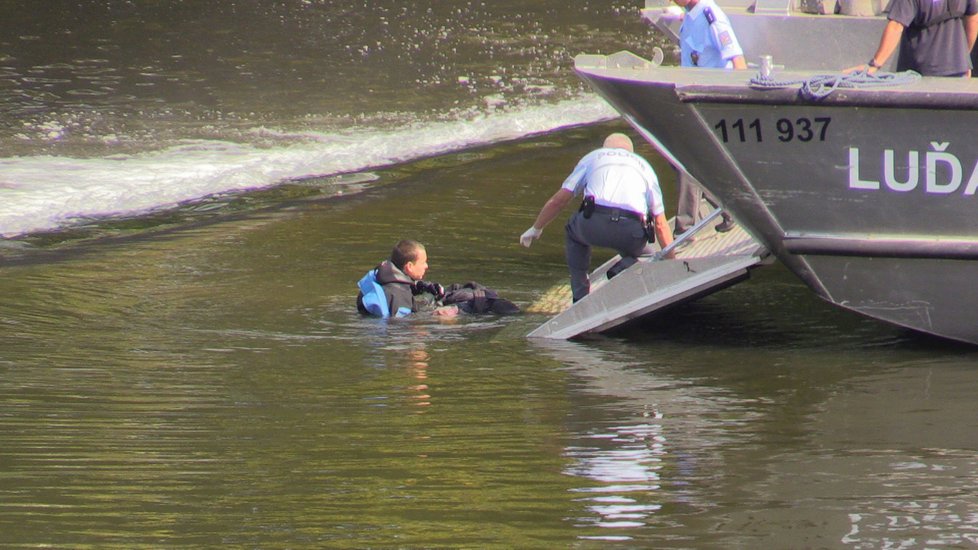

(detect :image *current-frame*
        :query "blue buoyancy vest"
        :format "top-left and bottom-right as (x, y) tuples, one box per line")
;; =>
(357, 269), (412, 318)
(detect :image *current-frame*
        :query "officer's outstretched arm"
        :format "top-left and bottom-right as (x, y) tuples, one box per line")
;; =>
(521, 189), (574, 247)
(653, 213), (675, 259)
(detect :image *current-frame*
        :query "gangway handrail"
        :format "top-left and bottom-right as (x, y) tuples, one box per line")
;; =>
(646, 207), (724, 260)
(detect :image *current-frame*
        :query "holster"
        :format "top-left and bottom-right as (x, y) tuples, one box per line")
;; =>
(579, 196), (595, 219)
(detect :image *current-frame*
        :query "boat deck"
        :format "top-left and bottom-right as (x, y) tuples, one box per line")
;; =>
(526, 212), (769, 339)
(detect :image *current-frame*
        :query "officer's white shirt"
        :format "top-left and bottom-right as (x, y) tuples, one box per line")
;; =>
(679, 0), (743, 69)
(560, 147), (665, 217)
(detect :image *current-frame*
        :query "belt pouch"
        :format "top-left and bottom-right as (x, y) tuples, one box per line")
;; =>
(580, 196), (595, 219)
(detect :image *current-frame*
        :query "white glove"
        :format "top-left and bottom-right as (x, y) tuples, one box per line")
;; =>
(520, 226), (543, 248)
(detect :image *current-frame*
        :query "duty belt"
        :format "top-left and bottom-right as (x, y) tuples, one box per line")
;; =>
(592, 204), (643, 222)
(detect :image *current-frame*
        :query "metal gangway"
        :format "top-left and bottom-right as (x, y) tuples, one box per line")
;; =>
(527, 209), (770, 339)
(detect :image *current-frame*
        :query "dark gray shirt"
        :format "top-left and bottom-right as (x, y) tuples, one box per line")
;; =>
(887, 0), (978, 75)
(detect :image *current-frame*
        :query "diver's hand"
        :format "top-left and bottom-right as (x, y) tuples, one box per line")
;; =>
(433, 305), (459, 317)
(520, 226), (542, 248)
(414, 280), (445, 299)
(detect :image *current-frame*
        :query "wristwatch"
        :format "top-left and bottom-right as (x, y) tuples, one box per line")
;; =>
(868, 58), (881, 69)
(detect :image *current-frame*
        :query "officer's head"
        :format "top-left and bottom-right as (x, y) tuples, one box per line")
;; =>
(603, 133), (634, 152)
(391, 239), (428, 280)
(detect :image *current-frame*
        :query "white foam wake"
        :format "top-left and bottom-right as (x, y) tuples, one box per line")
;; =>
(0, 95), (618, 238)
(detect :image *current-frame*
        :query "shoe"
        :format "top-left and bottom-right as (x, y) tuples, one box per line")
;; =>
(715, 218), (736, 233)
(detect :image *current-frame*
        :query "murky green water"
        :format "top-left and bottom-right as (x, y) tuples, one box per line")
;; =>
(2, 123), (978, 548)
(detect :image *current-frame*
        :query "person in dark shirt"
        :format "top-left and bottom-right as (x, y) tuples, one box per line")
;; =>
(856, 0), (978, 76)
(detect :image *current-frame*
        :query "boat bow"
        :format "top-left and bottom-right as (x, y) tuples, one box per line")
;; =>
(575, 52), (978, 344)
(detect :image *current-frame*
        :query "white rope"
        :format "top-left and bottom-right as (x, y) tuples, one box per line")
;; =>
(749, 70), (922, 100)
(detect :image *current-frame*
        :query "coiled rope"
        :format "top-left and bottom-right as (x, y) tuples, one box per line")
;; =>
(749, 70), (922, 100)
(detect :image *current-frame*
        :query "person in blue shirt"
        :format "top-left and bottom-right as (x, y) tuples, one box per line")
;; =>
(671, 0), (746, 236)
(674, 0), (747, 69)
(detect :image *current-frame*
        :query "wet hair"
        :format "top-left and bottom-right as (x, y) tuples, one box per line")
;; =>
(391, 239), (425, 271)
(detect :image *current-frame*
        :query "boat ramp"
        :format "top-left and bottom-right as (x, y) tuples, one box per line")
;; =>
(527, 209), (770, 339)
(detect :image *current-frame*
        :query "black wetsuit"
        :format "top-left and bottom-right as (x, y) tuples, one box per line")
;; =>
(356, 260), (436, 316)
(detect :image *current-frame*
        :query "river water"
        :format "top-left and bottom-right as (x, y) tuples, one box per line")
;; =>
(3, 1), (978, 548)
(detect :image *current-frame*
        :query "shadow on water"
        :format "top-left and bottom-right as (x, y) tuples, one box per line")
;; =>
(598, 261), (978, 354)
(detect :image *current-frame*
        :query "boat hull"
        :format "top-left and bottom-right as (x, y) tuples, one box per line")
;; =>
(576, 57), (978, 343)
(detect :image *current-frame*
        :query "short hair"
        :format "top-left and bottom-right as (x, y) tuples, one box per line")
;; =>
(603, 133), (634, 152)
(391, 239), (425, 270)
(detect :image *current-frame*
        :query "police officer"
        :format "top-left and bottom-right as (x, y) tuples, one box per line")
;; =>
(519, 133), (675, 302)
(671, 0), (745, 236)
(674, 0), (747, 70)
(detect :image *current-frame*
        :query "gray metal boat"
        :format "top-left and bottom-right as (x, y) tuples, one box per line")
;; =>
(572, 0), (978, 344)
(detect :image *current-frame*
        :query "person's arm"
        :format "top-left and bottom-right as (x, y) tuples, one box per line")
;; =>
(520, 188), (575, 247)
(710, 11), (746, 70)
(968, 14), (978, 48)
(531, 188), (574, 230)
(652, 212), (676, 259)
(848, 19), (904, 73)
(966, 13), (978, 77)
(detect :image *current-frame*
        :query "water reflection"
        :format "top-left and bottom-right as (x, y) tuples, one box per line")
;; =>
(532, 339), (730, 542)
(565, 414), (666, 533)
(531, 337), (978, 546)
(405, 343), (432, 410)
(354, 320), (475, 414)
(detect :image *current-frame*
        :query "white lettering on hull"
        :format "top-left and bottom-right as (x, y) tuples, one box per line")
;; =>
(848, 147), (879, 190)
(848, 144), (978, 196)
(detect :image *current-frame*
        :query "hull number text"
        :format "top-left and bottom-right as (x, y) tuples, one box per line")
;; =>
(714, 117), (831, 143)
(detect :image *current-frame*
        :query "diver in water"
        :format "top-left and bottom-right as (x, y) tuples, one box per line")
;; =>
(357, 239), (457, 318)
(357, 239), (518, 318)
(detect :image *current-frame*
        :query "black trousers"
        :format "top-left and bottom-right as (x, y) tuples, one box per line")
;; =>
(564, 210), (650, 302)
